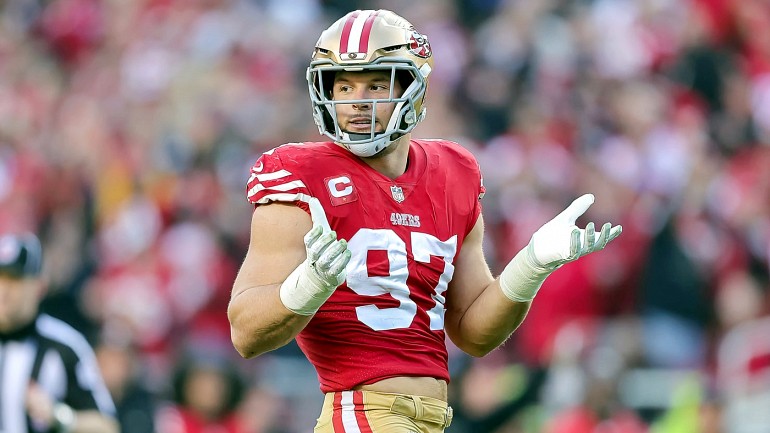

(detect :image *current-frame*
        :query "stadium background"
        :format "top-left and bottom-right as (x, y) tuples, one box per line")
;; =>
(1, 0), (769, 431)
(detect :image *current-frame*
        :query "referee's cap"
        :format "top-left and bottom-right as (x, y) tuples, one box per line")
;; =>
(0, 233), (43, 278)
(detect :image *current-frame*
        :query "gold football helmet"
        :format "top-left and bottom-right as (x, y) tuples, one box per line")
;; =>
(307, 9), (434, 157)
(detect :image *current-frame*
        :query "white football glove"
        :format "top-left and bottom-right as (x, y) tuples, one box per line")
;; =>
(279, 198), (351, 315)
(499, 194), (622, 302)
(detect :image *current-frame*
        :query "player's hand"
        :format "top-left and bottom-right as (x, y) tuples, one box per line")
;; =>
(303, 197), (351, 289)
(279, 197), (351, 316)
(528, 194), (622, 269)
(499, 194), (622, 303)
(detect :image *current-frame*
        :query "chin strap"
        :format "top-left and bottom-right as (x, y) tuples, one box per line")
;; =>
(345, 133), (373, 141)
(340, 131), (399, 157)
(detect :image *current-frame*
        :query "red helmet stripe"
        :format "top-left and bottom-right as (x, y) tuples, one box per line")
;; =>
(359, 10), (381, 54)
(339, 11), (360, 54)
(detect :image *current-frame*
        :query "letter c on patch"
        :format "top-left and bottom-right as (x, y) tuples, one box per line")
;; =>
(328, 176), (353, 198)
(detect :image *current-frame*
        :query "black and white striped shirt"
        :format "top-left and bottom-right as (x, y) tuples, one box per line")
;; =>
(0, 314), (115, 433)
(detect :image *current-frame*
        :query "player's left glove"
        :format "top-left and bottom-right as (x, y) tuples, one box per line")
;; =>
(498, 194), (622, 303)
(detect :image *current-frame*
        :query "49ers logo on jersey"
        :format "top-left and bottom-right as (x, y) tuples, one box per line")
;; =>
(325, 174), (358, 206)
(407, 30), (431, 58)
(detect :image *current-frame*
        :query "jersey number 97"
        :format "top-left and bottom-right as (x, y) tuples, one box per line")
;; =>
(345, 228), (457, 331)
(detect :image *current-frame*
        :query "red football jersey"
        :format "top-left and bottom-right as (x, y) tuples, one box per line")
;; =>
(246, 139), (485, 392)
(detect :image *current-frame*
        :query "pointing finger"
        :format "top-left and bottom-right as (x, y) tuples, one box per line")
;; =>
(308, 197), (331, 232)
(554, 194), (595, 224)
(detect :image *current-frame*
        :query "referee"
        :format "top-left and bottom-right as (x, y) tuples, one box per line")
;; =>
(0, 233), (118, 433)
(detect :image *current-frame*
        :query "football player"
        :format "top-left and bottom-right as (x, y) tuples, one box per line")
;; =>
(228, 9), (622, 433)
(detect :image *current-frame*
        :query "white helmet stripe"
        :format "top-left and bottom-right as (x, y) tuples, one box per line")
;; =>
(358, 10), (381, 54)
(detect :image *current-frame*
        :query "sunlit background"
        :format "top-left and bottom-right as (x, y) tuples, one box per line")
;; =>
(1, 0), (769, 432)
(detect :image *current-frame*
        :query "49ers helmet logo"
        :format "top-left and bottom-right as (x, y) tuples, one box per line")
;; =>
(408, 30), (431, 58)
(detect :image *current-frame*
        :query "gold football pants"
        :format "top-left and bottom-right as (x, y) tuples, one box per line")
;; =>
(313, 390), (453, 433)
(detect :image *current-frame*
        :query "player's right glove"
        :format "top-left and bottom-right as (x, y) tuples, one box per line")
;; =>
(498, 194), (622, 303)
(279, 197), (351, 315)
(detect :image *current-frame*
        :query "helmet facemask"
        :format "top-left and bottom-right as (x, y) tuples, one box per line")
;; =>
(308, 58), (430, 157)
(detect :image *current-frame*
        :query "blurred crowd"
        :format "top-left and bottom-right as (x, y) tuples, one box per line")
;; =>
(1, 0), (769, 432)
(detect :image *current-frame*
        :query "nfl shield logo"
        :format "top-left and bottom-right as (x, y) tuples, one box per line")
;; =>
(390, 185), (405, 203)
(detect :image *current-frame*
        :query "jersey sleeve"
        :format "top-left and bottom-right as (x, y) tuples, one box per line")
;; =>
(475, 163), (486, 214)
(245, 147), (311, 212)
(450, 140), (485, 234)
(466, 158), (485, 235)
